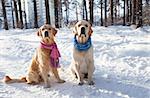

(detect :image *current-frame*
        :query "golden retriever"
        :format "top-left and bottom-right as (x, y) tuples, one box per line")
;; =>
(3, 24), (65, 88)
(70, 20), (95, 85)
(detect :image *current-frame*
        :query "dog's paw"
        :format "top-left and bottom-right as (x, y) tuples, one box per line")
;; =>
(20, 77), (27, 82)
(3, 76), (12, 83)
(27, 81), (38, 85)
(57, 79), (65, 83)
(44, 84), (51, 88)
(88, 81), (95, 85)
(78, 82), (84, 85)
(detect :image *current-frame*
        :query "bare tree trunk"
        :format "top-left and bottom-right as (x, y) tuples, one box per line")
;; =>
(54, 0), (59, 28)
(45, 0), (51, 24)
(24, 11), (28, 29)
(100, 0), (103, 26)
(117, 0), (120, 18)
(114, 1), (117, 23)
(104, 0), (107, 27)
(82, 5), (85, 19)
(33, 0), (38, 28)
(64, 0), (69, 25)
(23, 0), (28, 29)
(83, 0), (88, 20)
(1, 0), (9, 30)
(146, 0), (149, 5)
(110, 0), (114, 25)
(123, 0), (126, 26)
(89, 0), (94, 24)
(18, 0), (24, 29)
(129, 0), (132, 24)
(131, 0), (136, 25)
(137, 0), (142, 27)
(104, 0), (107, 26)
(11, 0), (15, 28)
(136, 0), (140, 26)
(126, 0), (130, 24)
(13, 0), (19, 28)
(59, 0), (62, 28)
(139, 0), (143, 26)
(75, 3), (78, 22)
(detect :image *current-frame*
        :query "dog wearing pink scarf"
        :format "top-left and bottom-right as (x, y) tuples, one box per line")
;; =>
(3, 24), (65, 88)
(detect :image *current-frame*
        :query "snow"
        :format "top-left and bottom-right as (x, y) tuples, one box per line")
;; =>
(0, 26), (150, 98)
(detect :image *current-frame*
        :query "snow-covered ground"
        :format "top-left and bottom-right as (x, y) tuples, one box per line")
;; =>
(0, 26), (150, 98)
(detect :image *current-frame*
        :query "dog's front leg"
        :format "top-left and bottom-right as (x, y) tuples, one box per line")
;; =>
(87, 62), (95, 85)
(74, 64), (84, 85)
(39, 65), (51, 88)
(52, 68), (65, 83)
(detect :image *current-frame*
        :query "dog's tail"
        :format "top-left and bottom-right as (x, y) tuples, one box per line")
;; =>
(3, 76), (27, 84)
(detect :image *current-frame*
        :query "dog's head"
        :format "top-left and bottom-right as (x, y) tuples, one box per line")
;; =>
(37, 24), (57, 44)
(73, 20), (93, 43)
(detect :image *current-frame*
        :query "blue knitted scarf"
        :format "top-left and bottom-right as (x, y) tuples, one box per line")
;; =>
(74, 36), (92, 51)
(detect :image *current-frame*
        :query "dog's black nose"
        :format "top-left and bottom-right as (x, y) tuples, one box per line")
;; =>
(81, 27), (85, 35)
(44, 31), (49, 37)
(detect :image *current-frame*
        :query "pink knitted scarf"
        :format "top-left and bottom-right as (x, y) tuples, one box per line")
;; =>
(40, 41), (61, 68)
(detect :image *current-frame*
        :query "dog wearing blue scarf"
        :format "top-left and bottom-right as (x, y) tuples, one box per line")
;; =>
(70, 20), (95, 85)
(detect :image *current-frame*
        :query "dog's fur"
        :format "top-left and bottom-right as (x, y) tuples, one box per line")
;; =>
(3, 24), (65, 88)
(70, 20), (95, 85)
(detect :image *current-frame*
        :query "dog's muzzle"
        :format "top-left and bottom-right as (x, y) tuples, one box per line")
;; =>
(44, 31), (49, 37)
(80, 27), (86, 37)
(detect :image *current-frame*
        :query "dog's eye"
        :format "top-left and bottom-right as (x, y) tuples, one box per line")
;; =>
(85, 24), (88, 27)
(48, 28), (51, 30)
(42, 28), (44, 31)
(78, 24), (81, 27)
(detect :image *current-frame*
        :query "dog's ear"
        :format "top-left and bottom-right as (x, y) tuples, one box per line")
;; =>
(37, 29), (42, 36)
(88, 26), (93, 36)
(53, 28), (57, 36)
(73, 26), (78, 35)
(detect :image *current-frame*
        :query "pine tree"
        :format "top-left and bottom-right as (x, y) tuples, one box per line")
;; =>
(1, 0), (9, 30)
